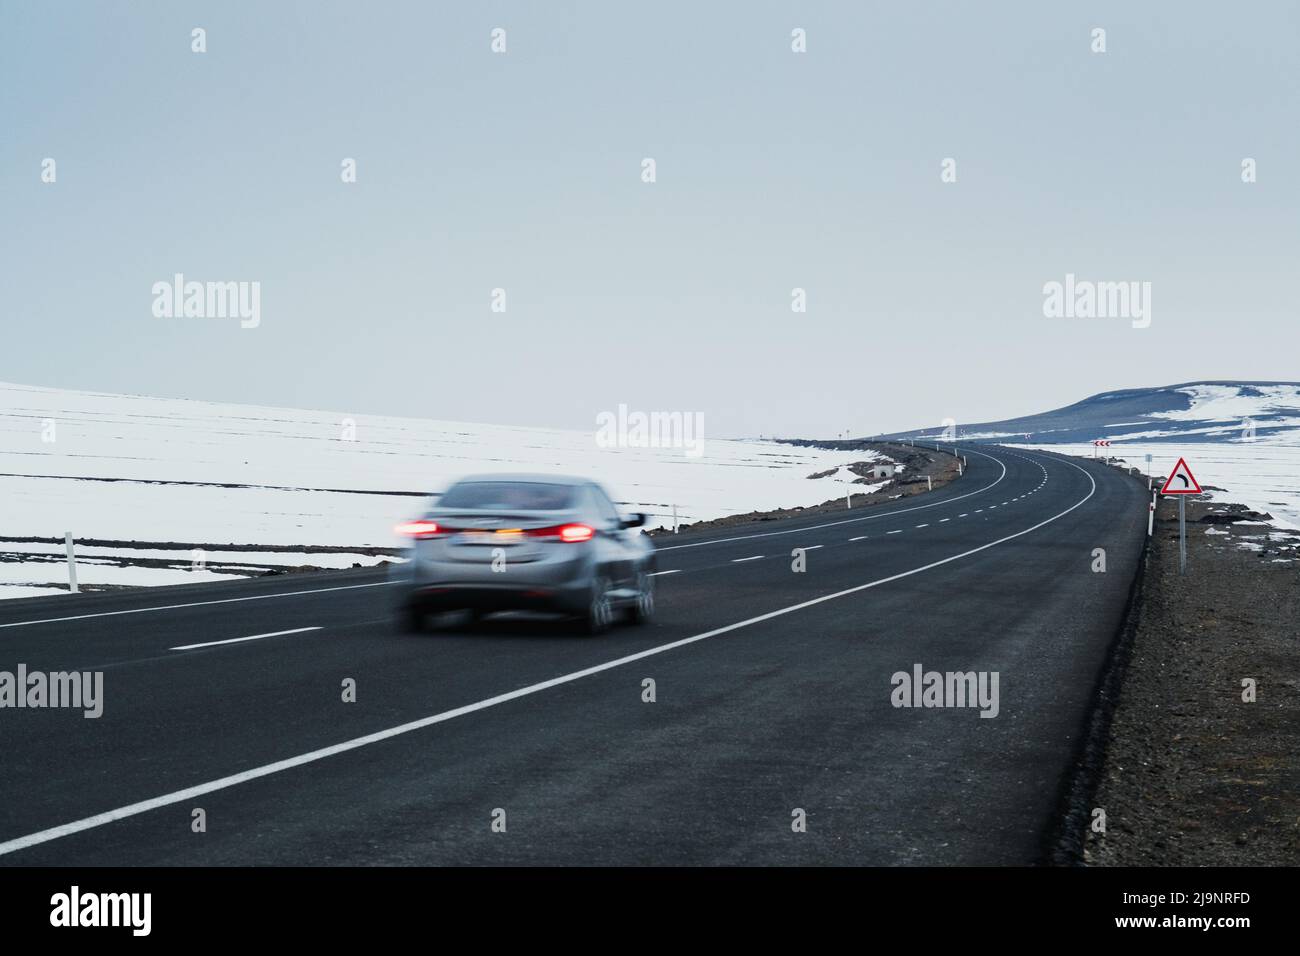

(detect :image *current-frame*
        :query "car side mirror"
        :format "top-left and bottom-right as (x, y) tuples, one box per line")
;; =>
(621, 512), (647, 528)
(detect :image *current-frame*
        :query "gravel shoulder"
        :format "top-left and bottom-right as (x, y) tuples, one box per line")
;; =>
(1083, 496), (1300, 865)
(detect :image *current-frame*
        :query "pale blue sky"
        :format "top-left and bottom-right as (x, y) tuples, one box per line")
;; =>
(3, 1), (1297, 437)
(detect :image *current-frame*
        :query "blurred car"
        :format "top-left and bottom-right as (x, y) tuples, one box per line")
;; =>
(391, 474), (656, 634)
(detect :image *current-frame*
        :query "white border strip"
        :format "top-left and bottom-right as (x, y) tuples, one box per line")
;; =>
(0, 582), (387, 631)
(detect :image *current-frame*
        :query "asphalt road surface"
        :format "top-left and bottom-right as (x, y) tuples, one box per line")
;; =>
(0, 446), (1148, 865)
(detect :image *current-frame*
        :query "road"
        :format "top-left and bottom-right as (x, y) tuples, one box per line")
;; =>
(0, 445), (1147, 865)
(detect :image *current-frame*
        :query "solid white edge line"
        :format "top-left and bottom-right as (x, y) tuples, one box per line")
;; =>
(0, 582), (389, 631)
(0, 451), (1095, 860)
(0, 452), (1096, 859)
(170, 627), (322, 652)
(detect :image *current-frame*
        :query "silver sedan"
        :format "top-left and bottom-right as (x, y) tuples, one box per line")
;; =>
(391, 474), (657, 634)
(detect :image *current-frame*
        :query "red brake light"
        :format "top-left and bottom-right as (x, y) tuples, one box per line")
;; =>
(395, 519), (441, 538)
(526, 523), (595, 542)
(559, 523), (594, 543)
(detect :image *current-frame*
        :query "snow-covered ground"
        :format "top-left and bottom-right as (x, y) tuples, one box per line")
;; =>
(0, 382), (876, 599)
(1010, 437), (1300, 531)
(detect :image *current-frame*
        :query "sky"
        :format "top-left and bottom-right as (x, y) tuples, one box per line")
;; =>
(3, 1), (1298, 438)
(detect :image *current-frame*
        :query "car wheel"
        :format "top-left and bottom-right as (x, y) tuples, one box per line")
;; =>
(584, 575), (614, 635)
(628, 570), (655, 624)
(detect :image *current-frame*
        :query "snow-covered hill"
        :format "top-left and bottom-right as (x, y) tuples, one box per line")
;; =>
(0, 383), (874, 599)
(887, 381), (1300, 445)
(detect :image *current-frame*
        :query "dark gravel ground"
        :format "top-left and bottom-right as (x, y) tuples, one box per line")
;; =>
(1084, 497), (1300, 865)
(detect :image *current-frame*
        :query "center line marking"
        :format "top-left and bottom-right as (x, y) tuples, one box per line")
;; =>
(649, 569), (681, 576)
(939, 518), (950, 523)
(170, 627), (321, 651)
(915, 524), (929, 528)
(849, 535), (868, 542)
(801, 545), (824, 550)
(731, 555), (764, 563)
(886, 530), (902, 535)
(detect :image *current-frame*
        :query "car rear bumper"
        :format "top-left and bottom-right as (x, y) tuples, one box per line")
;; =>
(404, 580), (591, 615)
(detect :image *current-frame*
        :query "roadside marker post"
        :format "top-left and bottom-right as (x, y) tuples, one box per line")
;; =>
(1180, 497), (1186, 571)
(1144, 453), (1153, 490)
(64, 531), (79, 594)
(1159, 458), (1202, 574)
(927, 476), (933, 491)
(672, 504), (679, 534)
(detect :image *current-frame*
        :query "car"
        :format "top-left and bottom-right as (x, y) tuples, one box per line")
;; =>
(390, 474), (656, 634)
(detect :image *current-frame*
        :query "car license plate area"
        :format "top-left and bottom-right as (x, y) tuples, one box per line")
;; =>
(448, 529), (539, 562)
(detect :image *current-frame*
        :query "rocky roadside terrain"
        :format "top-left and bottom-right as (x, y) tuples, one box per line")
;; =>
(1083, 497), (1300, 865)
(646, 442), (962, 538)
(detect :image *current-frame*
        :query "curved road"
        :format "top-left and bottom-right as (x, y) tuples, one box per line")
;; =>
(0, 445), (1147, 864)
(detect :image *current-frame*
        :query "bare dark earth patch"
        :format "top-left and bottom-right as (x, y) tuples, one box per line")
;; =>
(1083, 498), (1300, 865)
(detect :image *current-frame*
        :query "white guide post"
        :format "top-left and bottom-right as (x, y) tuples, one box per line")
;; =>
(65, 531), (79, 593)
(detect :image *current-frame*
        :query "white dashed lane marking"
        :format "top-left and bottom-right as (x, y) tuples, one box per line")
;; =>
(731, 556), (764, 563)
(170, 627), (322, 652)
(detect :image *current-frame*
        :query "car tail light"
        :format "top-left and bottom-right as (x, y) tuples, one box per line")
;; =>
(395, 519), (444, 538)
(527, 523), (595, 543)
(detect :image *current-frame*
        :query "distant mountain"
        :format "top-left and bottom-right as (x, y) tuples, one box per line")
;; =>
(880, 382), (1300, 445)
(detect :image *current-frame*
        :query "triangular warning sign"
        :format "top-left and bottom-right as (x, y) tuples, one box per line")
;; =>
(1161, 457), (1202, 495)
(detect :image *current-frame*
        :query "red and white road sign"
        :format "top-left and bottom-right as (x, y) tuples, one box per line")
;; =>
(1161, 457), (1202, 495)
(1093, 439), (1111, 447)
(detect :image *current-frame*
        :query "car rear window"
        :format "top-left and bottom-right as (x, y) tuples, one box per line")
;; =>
(438, 481), (575, 511)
